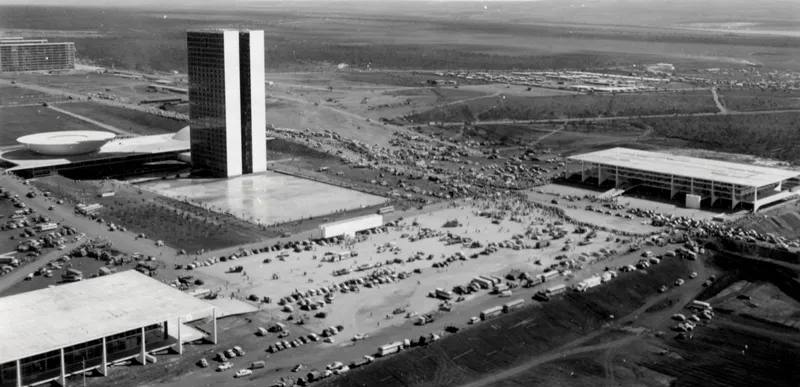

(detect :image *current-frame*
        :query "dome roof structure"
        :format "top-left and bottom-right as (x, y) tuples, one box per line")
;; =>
(17, 131), (116, 156)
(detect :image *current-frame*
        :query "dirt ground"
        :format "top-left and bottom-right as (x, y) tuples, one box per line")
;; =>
(104, 200), (684, 387)
(531, 183), (742, 222)
(709, 280), (800, 329)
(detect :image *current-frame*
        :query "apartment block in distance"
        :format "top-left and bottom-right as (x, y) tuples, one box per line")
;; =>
(186, 29), (267, 177)
(0, 37), (75, 72)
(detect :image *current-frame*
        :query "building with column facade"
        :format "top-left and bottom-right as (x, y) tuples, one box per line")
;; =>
(0, 37), (75, 72)
(566, 147), (800, 212)
(187, 29), (267, 177)
(0, 271), (217, 387)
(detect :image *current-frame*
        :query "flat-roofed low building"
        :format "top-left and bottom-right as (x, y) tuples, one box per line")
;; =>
(566, 147), (800, 211)
(319, 214), (384, 239)
(0, 38), (75, 72)
(0, 270), (217, 387)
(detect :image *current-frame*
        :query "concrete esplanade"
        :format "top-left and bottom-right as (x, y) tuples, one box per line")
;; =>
(16, 130), (116, 156)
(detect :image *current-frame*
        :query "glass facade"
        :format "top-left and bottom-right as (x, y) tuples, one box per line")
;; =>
(187, 29), (264, 177)
(19, 349), (60, 386)
(0, 42), (75, 72)
(105, 327), (145, 363)
(239, 32), (253, 174)
(63, 339), (104, 374)
(0, 322), (178, 386)
(0, 362), (17, 387)
(187, 31), (230, 176)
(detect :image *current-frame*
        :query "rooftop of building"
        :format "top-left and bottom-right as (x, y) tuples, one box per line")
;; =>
(0, 270), (214, 364)
(320, 213), (383, 229)
(567, 147), (800, 187)
(187, 28), (264, 34)
(0, 127), (190, 172)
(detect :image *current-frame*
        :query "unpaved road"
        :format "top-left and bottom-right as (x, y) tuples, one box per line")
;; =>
(459, 258), (709, 387)
(711, 86), (730, 114)
(435, 107), (800, 127)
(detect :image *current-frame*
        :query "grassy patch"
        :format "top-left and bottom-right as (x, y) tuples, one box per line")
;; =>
(0, 105), (91, 145)
(31, 175), (270, 252)
(718, 88), (800, 111)
(57, 102), (186, 135)
(639, 112), (800, 163)
(407, 91), (717, 123)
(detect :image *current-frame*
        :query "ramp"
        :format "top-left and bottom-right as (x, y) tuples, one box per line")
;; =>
(596, 187), (626, 200)
(203, 297), (259, 317)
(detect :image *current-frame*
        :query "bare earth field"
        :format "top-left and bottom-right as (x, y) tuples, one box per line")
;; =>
(407, 90), (718, 123)
(0, 71), (183, 104)
(709, 280), (800, 329)
(0, 84), (67, 106)
(85, 198), (691, 387)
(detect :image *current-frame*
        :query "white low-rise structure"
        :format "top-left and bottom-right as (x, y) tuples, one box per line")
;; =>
(318, 214), (383, 239)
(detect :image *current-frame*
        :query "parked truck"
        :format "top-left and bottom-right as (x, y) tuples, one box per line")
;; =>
(690, 300), (712, 311)
(471, 276), (493, 289)
(378, 341), (404, 357)
(503, 299), (525, 312)
(415, 314), (435, 325)
(434, 288), (454, 300)
(480, 305), (503, 320)
(546, 284), (567, 295)
(575, 275), (602, 292)
(492, 283), (510, 294)
(62, 268), (83, 282)
(540, 270), (559, 282)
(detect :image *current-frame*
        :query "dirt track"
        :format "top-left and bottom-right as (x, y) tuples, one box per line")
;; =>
(457, 256), (708, 387)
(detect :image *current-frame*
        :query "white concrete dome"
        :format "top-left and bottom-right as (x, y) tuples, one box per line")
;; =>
(17, 131), (116, 156)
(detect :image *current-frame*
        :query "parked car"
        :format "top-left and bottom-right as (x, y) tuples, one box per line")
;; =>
(216, 362), (233, 372)
(334, 365), (350, 375)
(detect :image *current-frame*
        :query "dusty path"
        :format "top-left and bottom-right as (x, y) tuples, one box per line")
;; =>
(531, 124), (565, 146)
(459, 335), (639, 387)
(435, 107), (800, 127)
(711, 86), (729, 114)
(458, 258), (709, 387)
(0, 78), (86, 101)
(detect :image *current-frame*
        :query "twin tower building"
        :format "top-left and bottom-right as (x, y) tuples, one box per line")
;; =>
(187, 29), (267, 177)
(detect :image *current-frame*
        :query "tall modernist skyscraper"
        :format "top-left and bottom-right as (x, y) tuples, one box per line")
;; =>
(187, 29), (267, 177)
